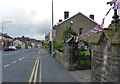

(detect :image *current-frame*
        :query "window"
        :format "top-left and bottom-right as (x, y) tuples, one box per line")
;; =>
(79, 28), (83, 35)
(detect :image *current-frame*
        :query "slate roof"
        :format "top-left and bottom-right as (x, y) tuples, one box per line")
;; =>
(86, 31), (103, 44)
(86, 27), (120, 44)
(104, 28), (120, 44)
(54, 12), (99, 27)
(0, 33), (13, 39)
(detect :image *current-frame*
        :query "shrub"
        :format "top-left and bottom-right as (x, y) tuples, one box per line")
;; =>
(75, 51), (91, 70)
(62, 25), (78, 40)
(54, 42), (63, 52)
(43, 43), (49, 48)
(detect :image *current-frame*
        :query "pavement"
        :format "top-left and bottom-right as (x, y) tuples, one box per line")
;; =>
(39, 48), (78, 82)
(70, 70), (91, 82)
(45, 49), (91, 82)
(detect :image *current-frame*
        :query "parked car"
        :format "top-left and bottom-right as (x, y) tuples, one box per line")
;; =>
(4, 46), (10, 51)
(9, 46), (17, 51)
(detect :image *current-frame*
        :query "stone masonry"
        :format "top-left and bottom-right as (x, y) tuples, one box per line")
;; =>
(87, 27), (120, 82)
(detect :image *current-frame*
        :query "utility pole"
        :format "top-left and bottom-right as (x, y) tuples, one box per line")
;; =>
(51, 0), (54, 56)
(1, 20), (13, 50)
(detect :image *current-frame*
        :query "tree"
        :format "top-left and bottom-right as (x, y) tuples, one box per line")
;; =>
(62, 25), (78, 40)
(36, 40), (41, 42)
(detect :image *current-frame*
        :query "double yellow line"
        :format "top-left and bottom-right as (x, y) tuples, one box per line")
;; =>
(28, 57), (40, 84)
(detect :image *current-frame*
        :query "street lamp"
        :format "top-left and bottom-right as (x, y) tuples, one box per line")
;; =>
(1, 20), (13, 50)
(2, 21), (13, 35)
(107, 1), (119, 26)
(68, 21), (73, 37)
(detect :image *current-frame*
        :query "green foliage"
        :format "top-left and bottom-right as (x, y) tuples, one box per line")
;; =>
(54, 42), (63, 52)
(43, 43), (49, 48)
(80, 51), (90, 56)
(36, 40), (41, 42)
(62, 25), (78, 40)
(82, 40), (89, 46)
(75, 51), (91, 70)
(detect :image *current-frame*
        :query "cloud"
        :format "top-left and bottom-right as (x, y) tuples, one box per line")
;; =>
(0, 6), (51, 40)
(35, 21), (51, 34)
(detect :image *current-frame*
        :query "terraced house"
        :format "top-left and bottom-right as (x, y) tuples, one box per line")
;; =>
(54, 11), (99, 43)
(0, 33), (13, 50)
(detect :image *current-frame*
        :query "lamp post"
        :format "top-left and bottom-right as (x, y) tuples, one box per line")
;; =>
(68, 21), (73, 37)
(107, 1), (119, 27)
(1, 20), (13, 50)
(51, 0), (54, 56)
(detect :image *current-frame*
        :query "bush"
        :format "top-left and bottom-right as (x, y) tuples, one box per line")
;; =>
(43, 43), (49, 48)
(54, 42), (63, 52)
(62, 25), (78, 40)
(75, 51), (91, 70)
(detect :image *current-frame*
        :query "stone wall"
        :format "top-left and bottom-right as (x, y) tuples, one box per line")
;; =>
(55, 50), (69, 69)
(91, 34), (120, 82)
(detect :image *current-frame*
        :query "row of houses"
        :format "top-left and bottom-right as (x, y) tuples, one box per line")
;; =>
(0, 33), (40, 51)
(45, 11), (99, 43)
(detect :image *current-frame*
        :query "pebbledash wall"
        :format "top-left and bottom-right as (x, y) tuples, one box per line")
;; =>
(87, 27), (120, 82)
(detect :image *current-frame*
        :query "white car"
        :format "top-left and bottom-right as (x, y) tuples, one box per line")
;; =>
(9, 46), (17, 51)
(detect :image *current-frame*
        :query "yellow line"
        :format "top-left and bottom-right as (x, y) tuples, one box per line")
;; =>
(28, 57), (38, 84)
(33, 57), (40, 84)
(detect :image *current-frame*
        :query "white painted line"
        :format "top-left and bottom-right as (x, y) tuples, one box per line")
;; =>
(3, 64), (10, 68)
(12, 61), (16, 64)
(19, 58), (22, 61)
(39, 49), (41, 54)
(39, 57), (42, 82)
(39, 51), (41, 54)
(22, 57), (25, 59)
(19, 57), (25, 61)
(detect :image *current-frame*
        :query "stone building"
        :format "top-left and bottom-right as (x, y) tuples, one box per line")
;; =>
(0, 33), (13, 50)
(13, 39), (26, 49)
(87, 27), (120, 82)
(54, 11), (98, 43)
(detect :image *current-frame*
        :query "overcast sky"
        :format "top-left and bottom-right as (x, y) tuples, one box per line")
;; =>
(0, 0), (114, 40)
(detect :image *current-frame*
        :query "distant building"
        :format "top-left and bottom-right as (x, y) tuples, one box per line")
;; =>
(44, 33), (50, 43)
(0, 33), (13, 50)
(14, 36), (37, 49)
(54, 11), (98, 43)
(13, 39), (26, 49)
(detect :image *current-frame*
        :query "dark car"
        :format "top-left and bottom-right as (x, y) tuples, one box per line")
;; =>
(4, 47), (9, 51)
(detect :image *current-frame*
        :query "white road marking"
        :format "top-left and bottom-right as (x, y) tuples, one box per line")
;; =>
(39, 49), (41, 54)
(12, 61), (16, 64)
(19, 58), (22, 61)
(3, 64), (10, 68)
(19, 57), (25, 61)
(39, 57), (42, 82)
(22, 57), (24, 59)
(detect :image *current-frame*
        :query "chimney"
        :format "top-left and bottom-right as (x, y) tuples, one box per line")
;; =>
(64, 11), (69, 19)
(89, 14), (94, 20)
(59, 19), (62, 23)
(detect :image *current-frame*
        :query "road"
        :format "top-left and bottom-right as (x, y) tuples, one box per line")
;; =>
(2, 48), (78, 83)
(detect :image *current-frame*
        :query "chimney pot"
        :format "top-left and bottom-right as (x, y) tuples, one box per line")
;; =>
(59, 19), (62, 22)
(64, 11), (69, 19)
(89, 14), (94, 20)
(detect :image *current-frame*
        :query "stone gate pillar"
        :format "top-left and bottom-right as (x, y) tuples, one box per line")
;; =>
(87, 27), (120, 82)
(63, 36), (78, 70)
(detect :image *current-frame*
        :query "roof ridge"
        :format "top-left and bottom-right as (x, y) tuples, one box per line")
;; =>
(55, 12), (99, 26)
